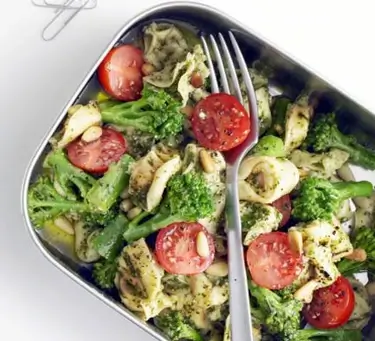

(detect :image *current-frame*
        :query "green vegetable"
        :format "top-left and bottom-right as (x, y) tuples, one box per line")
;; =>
(154, 310), (203, 341)
(283, 328), (362, 341)
(292, 176), (373, 222)
(304, 112), (375, 169)
(43, 149), (96, 200)
(249, 281), (303, 337)
(86, 154), (134, 212)
(92, 257), (118, 290)
(99, 86), (184, 140)
(92, 214), (128, 261)
(268, 96), (291, 136)
(251, 135), (286, 158)
(27, 176), (116, 229)
(337, 226), (375, 276)
(123, 171), (214, 243)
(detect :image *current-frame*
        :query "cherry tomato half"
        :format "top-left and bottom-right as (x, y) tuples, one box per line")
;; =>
(303, 276), (355, 329)
(191, 93), (251, 151)
(67, 127), (127, 174)
(97, 44), (144, 101)
(271, 194), (292, 227)
(155, 222), (215, 275)
(246, 232), (303, 290)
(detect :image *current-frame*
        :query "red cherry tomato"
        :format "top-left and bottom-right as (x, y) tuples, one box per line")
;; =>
(67, 127), (127, 174)
(271, 194), (292, 227)
(155, 222), (215, 275)
(97, 44), (144, 101)
(191, 93), (251, 151)
(303, 276), (355, 329)
(246, 232), (303, 290)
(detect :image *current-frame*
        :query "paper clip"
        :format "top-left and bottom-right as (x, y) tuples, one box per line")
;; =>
(31, 0), (96, 10)
(40, 0), (91, 41)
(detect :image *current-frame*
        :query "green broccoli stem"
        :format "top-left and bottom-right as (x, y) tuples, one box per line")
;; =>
(101, 114), (153, 132)
(332, 137), (375, 169)
(123, 209), (182, 243)
(338, 227), (375, 276)
(92, 214), (128, 261)
(86, 154), (134, 212)
(268, 96), (291, 136)
(333, 180), (373, 201)
(288, 328), (362, 341)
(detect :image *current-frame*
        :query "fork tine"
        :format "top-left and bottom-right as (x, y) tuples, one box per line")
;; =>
(209, 35), (230, 94)
(218, 33), (244, 104)
(229, 31), (258, 121)
(200, 36), (219, 93)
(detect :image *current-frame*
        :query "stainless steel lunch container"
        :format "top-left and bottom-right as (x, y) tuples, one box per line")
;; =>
(21, 2), (375, 340)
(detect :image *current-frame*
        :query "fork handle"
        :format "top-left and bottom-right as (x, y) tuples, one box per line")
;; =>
(226, 169), (254, 341)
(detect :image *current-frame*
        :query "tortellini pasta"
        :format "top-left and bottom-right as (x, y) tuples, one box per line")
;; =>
(128, 144), (181, 212)
(284, 101), (312, 153)
(289, 220), (353, 288)
(238, 156), (299, 204)
(57, 102), (101, 149)
(240, 201), (282, 245)
(223, 315), (262, 341)
(143, 22), (188, 70)
(116, 239), (173, 320)
(74, 221), (100, 263)
(289, 149), (350, 179)
(145, 44), (210, 106)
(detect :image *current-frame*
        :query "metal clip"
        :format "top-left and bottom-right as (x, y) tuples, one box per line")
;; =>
(31, 0), (96, 9)
(39, 0), (91, 41)
(44, 0), (97, 10)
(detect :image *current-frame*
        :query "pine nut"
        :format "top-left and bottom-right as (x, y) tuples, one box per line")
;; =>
(196, 231), (210, 258)
(120, 188), (130, 199)
(54, 216), (74, 235)
(200, 150), (215, 174)
(127, 207), (142, 220)
(366, 282), (375, 296)
(120, 199), (134, 212)
(141, 63), (155, 76)
(181, 105), (194, 117)
(288, 230), (303, 255)
(205, 261), (228, 277)
(81, 126), (102, 143)
(294, 280), (319, 303)
(345, 248), (367, 262)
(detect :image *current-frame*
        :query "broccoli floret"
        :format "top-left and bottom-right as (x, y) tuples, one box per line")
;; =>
(123, 171), (214, 243)
(92, 257), (118, 290)
(249, 281), (303, 337)
(250, 135), (286, 158)
(27, 176), (116, 229)
(292, 176), (373, 222)
(27, 175), (88, 228)
(86, 154), (134, 212)
(283, 328), (362, 341)
(43, 149), (96, 200)
(154, 310), (203, 341)
(99, 86), (184, 140)
(337, 226), (375, 276)
(304, 112), (375, 169)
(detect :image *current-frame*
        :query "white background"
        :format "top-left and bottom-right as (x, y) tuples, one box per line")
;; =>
(1, 0), (374, 340)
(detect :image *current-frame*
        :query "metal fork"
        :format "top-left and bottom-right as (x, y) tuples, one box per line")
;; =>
(201, 32), (259, 341)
